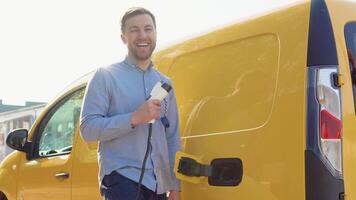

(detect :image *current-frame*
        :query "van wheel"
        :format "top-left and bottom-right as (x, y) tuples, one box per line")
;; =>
(0, 192), (7, 200)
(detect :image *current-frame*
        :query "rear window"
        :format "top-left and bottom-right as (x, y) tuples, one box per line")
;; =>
(344, 22), (356, 112)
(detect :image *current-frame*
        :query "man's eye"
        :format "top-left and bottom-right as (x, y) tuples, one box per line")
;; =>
(130, 29), (138, 33)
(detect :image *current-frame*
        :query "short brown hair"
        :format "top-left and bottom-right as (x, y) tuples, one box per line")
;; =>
(121, 7), (156, 33)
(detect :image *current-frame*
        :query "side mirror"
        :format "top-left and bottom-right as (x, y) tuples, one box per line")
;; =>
(6, 129), (29, 152)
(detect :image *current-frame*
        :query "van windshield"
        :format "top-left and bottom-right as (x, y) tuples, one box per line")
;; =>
(345, 22), (356, 112)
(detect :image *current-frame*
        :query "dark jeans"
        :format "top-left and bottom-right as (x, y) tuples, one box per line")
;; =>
(100, 171), (167, 200)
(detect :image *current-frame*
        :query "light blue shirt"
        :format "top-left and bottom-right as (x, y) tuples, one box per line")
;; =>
(80, 58), (181, 194)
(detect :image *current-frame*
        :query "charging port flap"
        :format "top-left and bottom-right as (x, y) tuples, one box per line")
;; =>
(174, 151), (207, 184)
(208, 158), (243, 186)
(175, 151), (243, 186)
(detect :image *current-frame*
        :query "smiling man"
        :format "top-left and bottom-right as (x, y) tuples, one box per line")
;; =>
(80, 7), (181, 200)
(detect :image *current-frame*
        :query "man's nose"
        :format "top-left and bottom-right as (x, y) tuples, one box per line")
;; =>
(137, 29), (147, 38)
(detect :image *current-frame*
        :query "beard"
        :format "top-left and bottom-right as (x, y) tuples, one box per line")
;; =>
(128, 43), (156, 61)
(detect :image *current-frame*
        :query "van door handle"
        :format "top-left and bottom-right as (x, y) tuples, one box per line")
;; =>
(55, 172), (70, 180)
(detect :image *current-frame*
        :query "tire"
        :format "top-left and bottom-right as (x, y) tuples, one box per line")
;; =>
(0, 192), (7, 200)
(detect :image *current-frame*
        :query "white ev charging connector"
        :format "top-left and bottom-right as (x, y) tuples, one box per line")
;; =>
(148, 81), (172, 123)
(136, 81), (172, 200)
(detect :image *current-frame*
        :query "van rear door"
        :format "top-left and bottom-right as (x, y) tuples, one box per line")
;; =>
(343, 22), (356, 200)
(325, 1), (356, 199)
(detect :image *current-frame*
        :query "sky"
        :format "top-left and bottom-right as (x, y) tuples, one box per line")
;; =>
(0, 0), (301, 105)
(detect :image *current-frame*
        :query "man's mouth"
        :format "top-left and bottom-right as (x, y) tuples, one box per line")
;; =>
(136, 43), (149, 47)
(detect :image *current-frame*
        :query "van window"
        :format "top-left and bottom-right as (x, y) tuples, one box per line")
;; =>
(36, 88), (85, 157)
(344, 22), (356, 112)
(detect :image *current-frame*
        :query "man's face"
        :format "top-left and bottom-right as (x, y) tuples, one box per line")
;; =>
(121, 14), (157, 63)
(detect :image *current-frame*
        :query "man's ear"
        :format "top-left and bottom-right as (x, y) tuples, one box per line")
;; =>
(121, 33), (127, 44)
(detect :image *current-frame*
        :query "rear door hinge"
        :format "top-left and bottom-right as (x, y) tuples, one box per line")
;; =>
(333, 73), (344, 87)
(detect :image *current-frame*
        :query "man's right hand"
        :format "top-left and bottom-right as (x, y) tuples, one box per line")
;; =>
(130, 99), (161, 126)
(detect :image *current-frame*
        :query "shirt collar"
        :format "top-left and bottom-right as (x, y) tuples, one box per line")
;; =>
(123, 56), (154, 72)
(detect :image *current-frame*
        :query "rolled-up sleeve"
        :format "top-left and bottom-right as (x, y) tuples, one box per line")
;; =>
(166, 88), (181, 191)
(80, 68), (133, 142)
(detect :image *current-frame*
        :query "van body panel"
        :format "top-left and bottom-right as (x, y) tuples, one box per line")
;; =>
(156, 2), (310, 200)
(0, 152), (20, 200)
(0, 169), (15, 200)
(71, 127), (100, 200)
(16, 153), (72, 200)
(13, 88), (81, 200)
(167, 33), (279, 137)
(325, 1), (356, 199)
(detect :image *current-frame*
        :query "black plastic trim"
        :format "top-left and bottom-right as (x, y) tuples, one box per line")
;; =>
(305, 150), (344, 200)
(306, 68), (344, 200)
(307, 0), (338, 66)
(306, 68), (319, 152)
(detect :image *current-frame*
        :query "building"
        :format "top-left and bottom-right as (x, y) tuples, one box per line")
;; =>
(0, 100), (46, 161)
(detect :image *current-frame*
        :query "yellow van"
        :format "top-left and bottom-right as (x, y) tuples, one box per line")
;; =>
(1, 0), (356, 199)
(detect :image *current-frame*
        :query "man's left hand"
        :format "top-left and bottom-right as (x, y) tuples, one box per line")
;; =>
(168, 190), (180, 200)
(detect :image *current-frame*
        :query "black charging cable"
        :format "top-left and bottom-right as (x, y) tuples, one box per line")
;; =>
(135, 124), (153, 200)
(135, 82), (172, 200)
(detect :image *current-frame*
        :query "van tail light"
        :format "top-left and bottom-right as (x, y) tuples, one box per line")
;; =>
(317, 68), (343, 176)
(320, 109), (342, 140)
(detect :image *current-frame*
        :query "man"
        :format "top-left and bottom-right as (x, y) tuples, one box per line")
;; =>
(80, 7), (181, 200)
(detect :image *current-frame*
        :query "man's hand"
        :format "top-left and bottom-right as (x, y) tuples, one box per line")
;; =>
(168, 190), (180, 200)
(131, 99), (161, 126)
